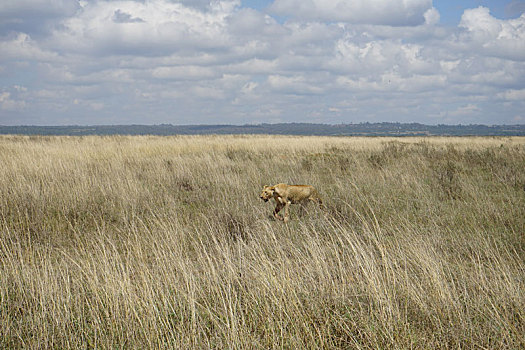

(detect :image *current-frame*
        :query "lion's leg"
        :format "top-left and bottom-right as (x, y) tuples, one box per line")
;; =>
(298, 202), (307, 216)
(309, 197), (324, 209)
(283, 201), (291, 223)
(310, 197), (327, 219)
(273, 203), (284, 221)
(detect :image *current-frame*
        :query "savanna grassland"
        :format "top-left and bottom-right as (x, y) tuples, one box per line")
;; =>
(1, 135), (524, 349)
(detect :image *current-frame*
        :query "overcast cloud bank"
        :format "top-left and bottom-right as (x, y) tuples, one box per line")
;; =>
(0, 0), (524, 125)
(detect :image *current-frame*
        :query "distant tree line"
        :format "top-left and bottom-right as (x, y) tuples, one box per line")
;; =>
(1, 123), (524, 136)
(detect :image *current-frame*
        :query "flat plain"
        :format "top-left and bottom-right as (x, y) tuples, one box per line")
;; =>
(1, 135), (524, 349)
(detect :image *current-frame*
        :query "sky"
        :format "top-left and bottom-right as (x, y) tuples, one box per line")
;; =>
(0, 0), (524, 126)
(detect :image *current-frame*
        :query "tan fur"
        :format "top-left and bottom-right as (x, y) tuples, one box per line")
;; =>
(260, 183), (323, 222)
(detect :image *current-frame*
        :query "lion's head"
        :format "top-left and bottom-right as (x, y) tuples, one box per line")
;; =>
(260, 185), (274, 202)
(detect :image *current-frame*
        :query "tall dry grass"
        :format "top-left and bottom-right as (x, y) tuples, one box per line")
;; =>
(1, 135), (524, 349)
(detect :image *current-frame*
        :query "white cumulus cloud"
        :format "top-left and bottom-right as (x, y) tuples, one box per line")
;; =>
(270, 0), (433, 26)
(459, 7), (525, 60)
(0, 0), (524, 125)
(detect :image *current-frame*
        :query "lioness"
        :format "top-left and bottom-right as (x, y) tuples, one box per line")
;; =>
(260, 183), (323, 222)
